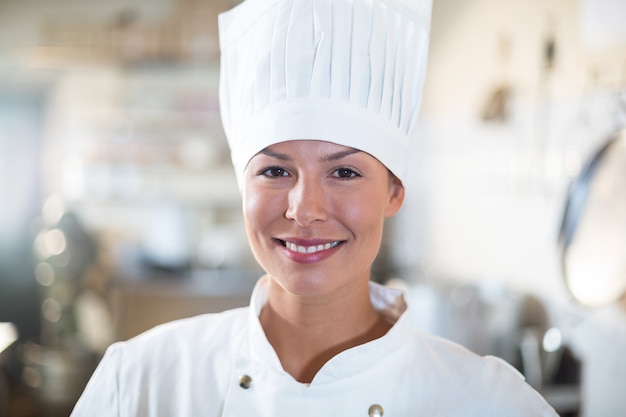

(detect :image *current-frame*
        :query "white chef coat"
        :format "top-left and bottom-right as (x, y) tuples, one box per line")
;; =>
(71, 276), (558, 417)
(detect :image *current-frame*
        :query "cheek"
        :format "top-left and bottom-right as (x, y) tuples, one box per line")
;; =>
(243, 189), (264, 236)
(337, 188), (388, 237)
(243, 186), (283, 238)
(243, 188), (272, 265)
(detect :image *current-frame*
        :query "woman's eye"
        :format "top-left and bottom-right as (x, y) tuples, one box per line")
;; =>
(261, 167), (289, 177)
(333, 168), (360, 178)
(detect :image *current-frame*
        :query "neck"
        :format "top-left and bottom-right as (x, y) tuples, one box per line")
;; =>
(259, 277), (391, 384)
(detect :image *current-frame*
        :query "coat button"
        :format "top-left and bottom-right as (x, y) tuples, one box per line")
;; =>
(238, 374), (252, 389)
(368, 404), (384, 417)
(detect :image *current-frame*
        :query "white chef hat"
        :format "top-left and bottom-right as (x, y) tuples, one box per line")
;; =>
(218, 0), (431, 188)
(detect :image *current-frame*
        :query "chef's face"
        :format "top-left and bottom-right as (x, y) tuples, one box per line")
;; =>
(242, 140), (404, 297)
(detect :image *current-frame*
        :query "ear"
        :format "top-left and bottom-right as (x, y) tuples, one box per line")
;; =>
(384, 176), (405, 218)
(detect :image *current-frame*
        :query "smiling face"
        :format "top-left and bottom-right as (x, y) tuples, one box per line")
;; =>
(242, 140), (404, 297)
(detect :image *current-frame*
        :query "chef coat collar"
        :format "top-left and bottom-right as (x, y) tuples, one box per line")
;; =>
(245, 276), (412, 385)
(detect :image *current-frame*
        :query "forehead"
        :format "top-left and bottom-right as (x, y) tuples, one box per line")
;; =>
(252, 140), (362, 161)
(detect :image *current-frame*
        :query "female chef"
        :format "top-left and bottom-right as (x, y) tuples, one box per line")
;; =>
(71, 0), (559, 416)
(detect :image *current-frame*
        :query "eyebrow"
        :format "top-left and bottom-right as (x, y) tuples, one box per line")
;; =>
(320, 148), (361, 162)
(259, 147), (361, 162)
(259, 148), (291, 161)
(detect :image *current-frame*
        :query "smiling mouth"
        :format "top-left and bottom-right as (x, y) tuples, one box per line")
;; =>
(277, 239), (342, 254)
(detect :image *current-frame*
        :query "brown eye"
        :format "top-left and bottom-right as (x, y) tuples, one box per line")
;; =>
(261, 167), (288, 177)
(333, 168), (360, 178)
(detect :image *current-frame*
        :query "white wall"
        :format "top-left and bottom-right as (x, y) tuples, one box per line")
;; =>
(393, 0), (626, 301)
(422, 0), (626, 118)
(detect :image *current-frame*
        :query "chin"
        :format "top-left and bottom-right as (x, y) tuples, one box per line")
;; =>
(269, 263), (371, 299)
(267, 269), (342, 297)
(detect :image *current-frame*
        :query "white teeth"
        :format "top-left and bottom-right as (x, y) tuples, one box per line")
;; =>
(284, 241), (339, 254)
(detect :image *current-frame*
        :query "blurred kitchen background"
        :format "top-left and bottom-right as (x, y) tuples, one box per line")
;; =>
(0, 0), (625, 416)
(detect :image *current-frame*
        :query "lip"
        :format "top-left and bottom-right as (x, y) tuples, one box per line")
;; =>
(273, 238), (345, 264)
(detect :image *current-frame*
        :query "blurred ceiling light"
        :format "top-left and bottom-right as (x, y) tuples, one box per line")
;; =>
(566, 235), (626, 307)
(42, 194), (66, 226)
(35, 262), (55, 287)
(45, 229), (67, 256)
(34, 228), (67, 259)
(42, 298), (62, 323)
(542, 327), (563, 353)
(34, 231), (50, 259)
(0, 322), (18, 353)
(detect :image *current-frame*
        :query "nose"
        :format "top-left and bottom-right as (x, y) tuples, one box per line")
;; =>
(285, 176), (328, 226)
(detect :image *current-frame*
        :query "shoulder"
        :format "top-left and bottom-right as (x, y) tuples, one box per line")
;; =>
(109, 307), (250, 374)
(128, 306), (249, 347)
(407, 327), (509, 374)
(393, 325), (557, 415)
(72, 308), (250, 416)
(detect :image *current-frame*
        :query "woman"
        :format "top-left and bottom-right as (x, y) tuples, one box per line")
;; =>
(72, 0), (558, 415)
(243, 139), (405, 384)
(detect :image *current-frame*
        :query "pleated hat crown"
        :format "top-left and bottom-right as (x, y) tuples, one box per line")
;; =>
(218, 0), (432, 187)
